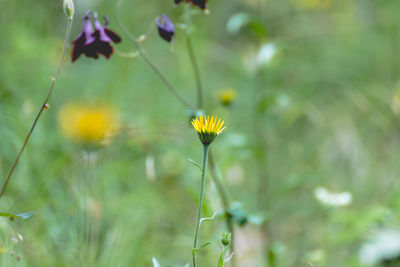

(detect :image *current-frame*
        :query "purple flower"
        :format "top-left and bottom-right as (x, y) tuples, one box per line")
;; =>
(72, 11), (97, 62)
(174, 0), (207, 10)
(156, 14), (175, 43)
(71, 11), (121, 62)
(91, 12), (122, 59)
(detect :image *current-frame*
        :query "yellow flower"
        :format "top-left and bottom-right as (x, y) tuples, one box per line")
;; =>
(59, 103), (118, 144)
(292, 0), (331, 9)
(218, 89), (237, 107)
(191, 115), (226, 145)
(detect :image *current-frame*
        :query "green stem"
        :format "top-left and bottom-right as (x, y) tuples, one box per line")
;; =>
(0, 17), (73, 198)
(208, 150), (236, 267)
(192, 144), (209, 267)
(184, 4), (203, 109)
(115, 5), (195, 111)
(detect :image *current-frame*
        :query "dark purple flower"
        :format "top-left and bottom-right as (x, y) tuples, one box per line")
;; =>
(174, 0), (207, 10)
(72, 11), (97, 62)
(71, 11), (121, 62)
(91, 12), (122, 59)
(191, 0), (207, 9)
(156, 14), (175, 43)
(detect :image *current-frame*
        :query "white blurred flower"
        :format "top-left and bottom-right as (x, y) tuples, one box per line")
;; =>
(152, 257), (161, 267)
(359, 229), (400, 265)
(145, 155), (156, 182)
(11, 233), (23, 244)
(226, 13), (251, 34)
(314, 187), (352, 207)
(256, 43), (277, 67)
(307, 249), (325, 262)
(243, 42), (278, 73)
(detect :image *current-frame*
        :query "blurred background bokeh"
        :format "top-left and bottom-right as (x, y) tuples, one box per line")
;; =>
(2, 0), (400, 266)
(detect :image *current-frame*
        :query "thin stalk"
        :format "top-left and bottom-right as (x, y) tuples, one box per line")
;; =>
(184, 4), (203, 109)
(253, 1), (274, 264)
(114, 5), (195, 111)
(0, 17), (73, 198)
(208, 150), (236, 267)
(254, 66), (273, 266)
(192, 144), (209, 267)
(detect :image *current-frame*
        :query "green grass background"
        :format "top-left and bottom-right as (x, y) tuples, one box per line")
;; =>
(2, 0), (400, 266)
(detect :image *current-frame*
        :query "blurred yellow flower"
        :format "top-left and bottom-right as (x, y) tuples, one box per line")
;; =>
(59, 103), (118, 144)
(218, 89), (237, 107)
(391, 84), (400, 117)
(292, 0), (331, 9)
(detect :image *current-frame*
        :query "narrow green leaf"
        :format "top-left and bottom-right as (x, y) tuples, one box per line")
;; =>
(0, 211), (35, 220)
(218, 245), (229, 267)
(192, 241), (212, 254)
(199, 241), (211, 249)
(200, 210), (221, 225)
(188, 159), (202, 171)
(218, 254), (224, 267)
(268, 249), (276, 267)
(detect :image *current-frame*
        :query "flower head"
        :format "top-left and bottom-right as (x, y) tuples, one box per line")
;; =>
(156, 14), (175, 43)
(191, 115), (225, 145)
(359, 229), (400, 265)
(72, 11), (97, 61)
(221, 232), (231, 246)
(59, 103), (118, 145)
(63, 0), (75, 19)
(91, 12), (122, 59)
(314, 187), (352, 207)
(218, 88), (237, 107)
(174, 0), (207, 10)
(71, 11), (121, 62)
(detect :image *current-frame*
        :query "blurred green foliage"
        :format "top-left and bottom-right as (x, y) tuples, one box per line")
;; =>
(2, 0), (400, 266)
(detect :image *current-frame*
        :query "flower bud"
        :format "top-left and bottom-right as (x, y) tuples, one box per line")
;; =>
(218, 88), (237, 107)
(191, 115), (226, 146)
(63, 0), (75, 19)
(221, 232), (231, 246)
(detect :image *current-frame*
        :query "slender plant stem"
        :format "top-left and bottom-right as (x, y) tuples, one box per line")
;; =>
(192, 144), (209, 267)
(252, 1), (274, 265)
(208, 150), (236, 267)
(253, 65), (273, 266)
(114, 4), (195, 111)
(183, 4), (234, 264)
(0, 17), (73, 198)
(184, 4), (203, 109)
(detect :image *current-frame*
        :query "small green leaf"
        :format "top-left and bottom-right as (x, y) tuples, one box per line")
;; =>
(199, 241), (212, 249)
(0, 211), (35, 220)
(268, 249), (276, 267)
(200, 210), (222, 225)
(218, 246), (229, 267)
(188, 159), (202, 171)
(192, 241), (212, 254)
(218, 254), (224, 267)
(248, 20), (267, 38)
